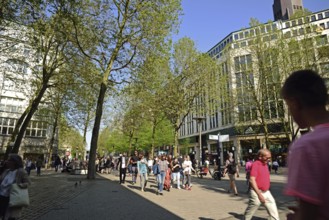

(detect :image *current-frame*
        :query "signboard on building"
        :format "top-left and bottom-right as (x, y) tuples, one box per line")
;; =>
(209, 134), (229, 142)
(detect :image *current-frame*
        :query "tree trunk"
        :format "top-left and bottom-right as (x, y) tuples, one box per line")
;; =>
(82, 111), (91, 160)
(173, 127), (179, 157)
(12, 84), (48, 153)
(46, 114), (58, 169)
(151, 121), (156, 158)
(87, 82), (107, 179)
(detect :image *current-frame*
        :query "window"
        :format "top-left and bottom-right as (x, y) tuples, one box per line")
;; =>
(263, 36), (270, 42)
(25, 120), (48, 138)
(299, 28), (304, 35)
(318, 13), (323, 20)
(316, 35), (328, 46)
(272, 23), (277, 30)
(0, 118), (16, 135)
(311, 15), (316, 22)
(239, 32), (244, 39)
(284, 31), (291, 38)
(234, 34), (239, 40)
(261, 26), (265, 33)
(244, 31), (249, 38)
(241, 41), (247, 47)
(291, 20), (296, 26)
(298, 19), (303, 25)
(234, 55), (255, 122)
(265, 25), (271, 32)
(249, 29), (254, 36)
(292, 29), (298, 36)
(325, 11), (329, 18)
(285, 22), (290, 28)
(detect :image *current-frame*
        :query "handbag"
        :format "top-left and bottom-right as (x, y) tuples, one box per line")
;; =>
(9, 183), (30, 207)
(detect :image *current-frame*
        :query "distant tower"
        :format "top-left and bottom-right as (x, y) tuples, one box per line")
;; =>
(273, 0), (304, 21)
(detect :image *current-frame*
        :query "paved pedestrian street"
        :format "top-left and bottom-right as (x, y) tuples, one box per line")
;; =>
(21, 169), (294, 220)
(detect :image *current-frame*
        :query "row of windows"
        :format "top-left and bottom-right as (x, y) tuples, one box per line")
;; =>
(209, 36), (233, 57)
(284, 10), (329, 28)
(233, 34), (279, 49)
(0, 97), (24, 113)
(234, 23), (278, 41)
(293, 5), (303, 10)
(0, 117), (48, 137)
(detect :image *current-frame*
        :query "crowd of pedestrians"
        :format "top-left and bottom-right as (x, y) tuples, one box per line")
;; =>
(115, 151), (201, 196)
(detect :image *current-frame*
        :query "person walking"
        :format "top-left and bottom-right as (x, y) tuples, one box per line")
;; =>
(156, 155), (168, 195)
(25, 158), (32, 176)
(104, 156), (112, 174)
(244, 149), (279, 220)
(36, 156), (43, 176)
(54, 155), (61, 172)
(0, 154), (31, 220)
(224, 152), (239, 196)
(130, 150), (139, 185)
(271, 159), (279, 174)
(182, 155), (194, 190)
(117, 153), (127, 184)
(137, 153), (148, 192)
(245, 156), (253, 192)
(171, 158), (181, 189)
(281, 69), (329, 220)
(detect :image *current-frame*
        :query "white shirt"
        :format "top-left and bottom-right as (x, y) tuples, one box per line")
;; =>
(147, 159), (153, 167)
(183, 160), (192, 174)
(121, 157), (126, 168)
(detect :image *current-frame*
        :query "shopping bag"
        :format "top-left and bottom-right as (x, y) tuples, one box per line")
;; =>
(9, 184), (30, 207)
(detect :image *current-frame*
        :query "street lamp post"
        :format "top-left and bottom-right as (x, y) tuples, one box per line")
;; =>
(193, 116), (206, 167)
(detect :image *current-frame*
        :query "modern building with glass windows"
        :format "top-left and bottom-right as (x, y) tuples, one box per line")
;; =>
(178, 3), (329, 166)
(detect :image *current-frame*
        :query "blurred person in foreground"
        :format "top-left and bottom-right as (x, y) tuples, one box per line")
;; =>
(0, 154), (31, 220)
(281, 69), (329, 220)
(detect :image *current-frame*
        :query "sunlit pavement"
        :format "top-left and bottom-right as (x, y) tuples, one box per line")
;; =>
(21, 168), (293, 220)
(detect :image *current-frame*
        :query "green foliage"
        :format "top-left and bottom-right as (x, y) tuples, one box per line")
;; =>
(58, 117), (84, 155)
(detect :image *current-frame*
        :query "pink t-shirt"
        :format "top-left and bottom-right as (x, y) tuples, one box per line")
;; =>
(250, 160), (270, 191)
(245, 161), (253, 173)
(284, 123), (329, 220)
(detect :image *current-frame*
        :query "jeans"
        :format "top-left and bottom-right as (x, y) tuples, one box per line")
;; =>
(140, 173), (148, 190)
(244, 189), (279, 220)
(157, 171), (166, 192)
(172, 172), (181, 188)
(131, 166), (137, 183)
(183, 174), (191, 187)
(26, 167), (31, 176)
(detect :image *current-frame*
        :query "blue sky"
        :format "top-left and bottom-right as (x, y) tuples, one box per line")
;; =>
(174, 0), (329, 52)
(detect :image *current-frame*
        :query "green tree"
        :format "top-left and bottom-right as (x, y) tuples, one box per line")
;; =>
(160, 38), (219, 156)
(4, 1), (83, 155)
(70, 0), (181, 179)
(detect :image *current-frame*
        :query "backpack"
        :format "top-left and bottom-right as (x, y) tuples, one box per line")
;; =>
(227, 160), (237, 174)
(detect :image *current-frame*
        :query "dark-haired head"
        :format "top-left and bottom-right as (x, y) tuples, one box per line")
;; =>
(7, 154), (24, 169)
(281, 69), (328, 108)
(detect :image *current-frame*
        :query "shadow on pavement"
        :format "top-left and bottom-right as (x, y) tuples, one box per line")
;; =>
(22, 172), (183, 220)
